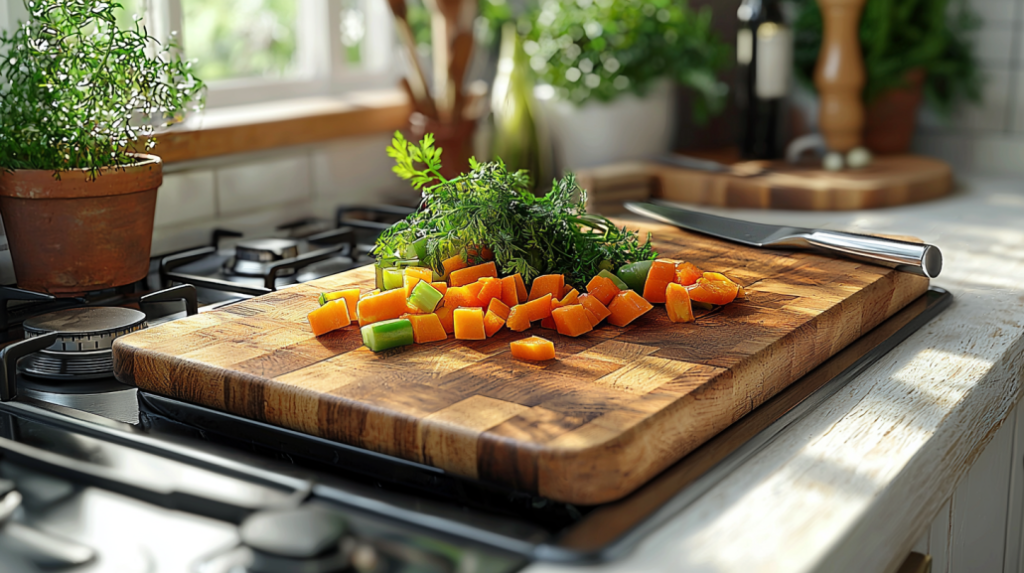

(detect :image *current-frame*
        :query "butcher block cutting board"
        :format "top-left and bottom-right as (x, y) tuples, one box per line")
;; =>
(112, 220), (929, 505)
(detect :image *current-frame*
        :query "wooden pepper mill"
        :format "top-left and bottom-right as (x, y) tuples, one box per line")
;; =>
(814, 0), (871, 170)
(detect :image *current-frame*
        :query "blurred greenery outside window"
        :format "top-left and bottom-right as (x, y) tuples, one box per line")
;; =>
(108, 0), (396, 108)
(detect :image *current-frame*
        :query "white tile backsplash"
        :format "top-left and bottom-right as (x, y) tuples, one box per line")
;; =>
(215, 153), (313, 217)
(945, 68), (1013, 131)
(154, 170), (217, 227)
(311, 133), (412, 206)
(973, 0), (1019, 27)
(976, 28), (1016, 67)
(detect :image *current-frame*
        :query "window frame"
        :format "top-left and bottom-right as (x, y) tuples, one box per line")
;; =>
(145, 0), (399, 109)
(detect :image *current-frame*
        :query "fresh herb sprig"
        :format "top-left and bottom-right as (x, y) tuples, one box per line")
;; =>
(375, 132), (656, 286)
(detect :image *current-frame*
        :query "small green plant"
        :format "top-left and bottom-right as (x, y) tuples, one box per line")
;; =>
(521, 0), (730, 120)
(0, 0), (205, 174)
(792, 0), (982, 115)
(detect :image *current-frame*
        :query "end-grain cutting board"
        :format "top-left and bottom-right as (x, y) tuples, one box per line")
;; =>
(112, 220), (929, 505)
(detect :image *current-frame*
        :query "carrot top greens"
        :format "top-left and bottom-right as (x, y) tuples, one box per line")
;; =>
(374, 132), (656, 286)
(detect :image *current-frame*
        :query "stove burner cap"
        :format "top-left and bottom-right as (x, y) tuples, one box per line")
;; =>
(235, 239), (300, 263)
(23, 307), (147, 352)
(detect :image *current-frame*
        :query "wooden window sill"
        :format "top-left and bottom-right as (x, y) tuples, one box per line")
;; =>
(148, 89), (412, 164)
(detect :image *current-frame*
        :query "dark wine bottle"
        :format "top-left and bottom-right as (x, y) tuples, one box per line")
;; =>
(736, 0), (791, 160)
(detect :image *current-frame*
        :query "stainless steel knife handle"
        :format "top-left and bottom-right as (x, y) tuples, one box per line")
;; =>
(802, 230), (943, 278)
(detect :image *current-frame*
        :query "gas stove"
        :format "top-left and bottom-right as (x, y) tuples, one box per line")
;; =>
(0, 203), (954, 572)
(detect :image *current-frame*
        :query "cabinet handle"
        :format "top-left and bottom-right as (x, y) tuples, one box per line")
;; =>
(896, 552), (932, 573)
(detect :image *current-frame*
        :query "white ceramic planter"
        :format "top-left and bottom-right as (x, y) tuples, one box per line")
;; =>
(534, 79), (675, 172)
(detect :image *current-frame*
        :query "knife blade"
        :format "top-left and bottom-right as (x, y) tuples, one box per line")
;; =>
(624, 201), (942, 278)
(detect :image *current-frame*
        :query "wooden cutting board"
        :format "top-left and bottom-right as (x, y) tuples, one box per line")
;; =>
(112, 221), (929, 505)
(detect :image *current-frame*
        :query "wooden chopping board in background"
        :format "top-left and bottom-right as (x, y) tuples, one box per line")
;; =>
(112, 220), (930, 505)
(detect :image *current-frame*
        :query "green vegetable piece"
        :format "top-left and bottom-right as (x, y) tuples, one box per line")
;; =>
(382, 267), (404, 291)
(616, 260), (654, 292)
(317, 291), (346, 307)
(400, 239), (429, 260)
(597, 269), (628, 291)
(598, 259), (615, 272)
(408, 281), (443, 313)
(361, 319), (414, 352)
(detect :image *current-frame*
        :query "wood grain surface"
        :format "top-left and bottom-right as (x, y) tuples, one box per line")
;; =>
(577, 155), (952, 212)
(112, 221), (929, 504)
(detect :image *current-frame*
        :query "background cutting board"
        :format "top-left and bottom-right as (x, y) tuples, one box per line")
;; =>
(113, 221), (930, 505)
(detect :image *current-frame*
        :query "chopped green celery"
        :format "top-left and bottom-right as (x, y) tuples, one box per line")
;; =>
(361, 319), (414, 352)
(382, 267), (404, 290)
(375, 258), (422, 290)
(317, 291), (346, 307)
(597, 269), (628, 290)
(408, 281), (443, 313)
(616, 260), (654, 292)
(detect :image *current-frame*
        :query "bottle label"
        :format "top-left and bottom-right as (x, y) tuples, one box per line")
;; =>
(736, 28), (753, 65)
(755, 22), (791, 99)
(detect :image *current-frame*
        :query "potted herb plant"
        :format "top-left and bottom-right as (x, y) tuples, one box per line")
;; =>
(0, 0), (203, 296)
(522, 0), (729, 170)
(792, 0), (981, 154)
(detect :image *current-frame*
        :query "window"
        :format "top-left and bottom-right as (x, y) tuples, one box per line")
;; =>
(116, 0), (397, 108)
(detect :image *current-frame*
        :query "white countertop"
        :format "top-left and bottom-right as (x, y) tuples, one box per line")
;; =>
(527, 175), (1024, 573)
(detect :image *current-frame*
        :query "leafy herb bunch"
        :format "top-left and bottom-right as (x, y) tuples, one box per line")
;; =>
(521, 0), (730, 119)
(792, 0), (981, 115)
(0, 0), (205, 174)
(375, 132), (657, 286)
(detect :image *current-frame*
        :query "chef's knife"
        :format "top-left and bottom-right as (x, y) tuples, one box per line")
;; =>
(624, 201), (942, 278)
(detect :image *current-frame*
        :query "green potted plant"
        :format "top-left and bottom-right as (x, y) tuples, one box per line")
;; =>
(522, 0), (729, 170)
(0, 0), (204, 296)
(792, 0), (981, 154)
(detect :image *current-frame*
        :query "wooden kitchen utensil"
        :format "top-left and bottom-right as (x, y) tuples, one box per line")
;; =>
(814, 0), (867, 153)
(113, 221), (929, 505)
(387, 0), (438, 120)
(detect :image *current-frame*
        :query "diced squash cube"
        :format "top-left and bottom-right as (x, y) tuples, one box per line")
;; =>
(665, 283), (695, 323)
(516, 293), (553, 322)
(404, 267), (435, 296)
(357, 288), (409, 327)
(506, 305), (531, 332)
(675, 262), (703, 286)
(528, 274), (565, 302)
(444, 285), (483, 309)
(583, 307), (600, 327)
(435, 305), (456, 334)
(586, 275), (621, 306)
(477, 277), (503, 306)
(319, 289), (360, 320)
(454, 308), (486, 340)
(483, 310), (506, 337)
(500, 276), (520, 307)
(442, 255), (468, 279)
(550, 288), (579, 310)
(487, 298), (511, 320)
(578, 293), (611, 324)
(307, 300), (351, 336)
(540, 316), (556, 329)
(406, 313), (448, 343)
(450, 262), (498, 287)
(607, 290), (654, 327)
(430, 281), (448, 296)
(512, 274), (528, 303)
(687, 277), (739, 306)
(562, 284), (575, 297)
(510, 336), (556, 361)
(643, 260), (676, 304)
(552, 305), (593, 337)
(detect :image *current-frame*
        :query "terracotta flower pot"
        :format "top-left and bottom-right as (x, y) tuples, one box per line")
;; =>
(0, 155), (162, 297)
(408, 113), (477, 181)
(863, 69), (926, 155)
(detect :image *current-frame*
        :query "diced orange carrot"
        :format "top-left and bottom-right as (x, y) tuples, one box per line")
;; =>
(336, 289), (360, 320)
(454, 308), (486, 340)
(442, 255), (468, 279)
(540, 316), (556, 329)
(528, 274), (565, 302)
(675, 262), (703, 286)
(483, 310), (506, 337)
(500, 276), (520, 307)
(477, 277), (503, 306)
(512, 274), (528, 303)
(308, 300), (351, 336)
(506, 305), (531, 332)
(510, 336), (556, 361)
(552, 305), (593, 337)
(643, 260), (676, 304)
(430, 281), (448, 296)
(578, 293), (611, 324)
(607, 290), (654, 327)
(688, 277), (738, 306)
(404, 267), (435, 296)
(586, 275), (621, 306)
(551, 288), (579, 310)
(357, 288), (408, 327)
(487, 298), (511, 320)
(435, 305), (456, 334)
(519, 293), (553, 322)
(665, 283), (695, 323)
(583, 307), (600, 327)
(450, 262), (498, 287)
(406, 313), (448, 343)
(444, 285), (483, 309)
